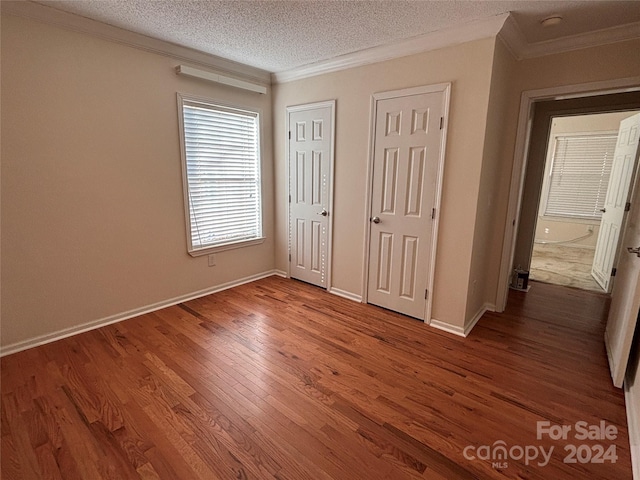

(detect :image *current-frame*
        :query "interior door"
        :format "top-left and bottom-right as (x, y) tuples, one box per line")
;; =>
(592, 113), (640, 291)
(367, 88), (447, 320)
(288, 103), (334, 288)
(605, 114), (640, 388)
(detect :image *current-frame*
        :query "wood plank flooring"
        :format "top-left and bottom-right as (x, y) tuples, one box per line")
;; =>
(1, 276), (632, 479)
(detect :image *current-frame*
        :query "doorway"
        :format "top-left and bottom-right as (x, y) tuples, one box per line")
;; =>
(529, 111), (640, 292)
(506, 90), (640, 302)
(287, 101), (335, 288)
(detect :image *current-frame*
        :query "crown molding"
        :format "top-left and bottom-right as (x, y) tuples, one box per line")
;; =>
(500, 13), (640, 61)
(272, 13), (510, 84)
(1, 0), (271, 86)
(520, 21), (640, 59)
(497, 12), (528, 60)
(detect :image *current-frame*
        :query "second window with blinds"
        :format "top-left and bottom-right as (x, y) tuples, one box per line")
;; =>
(177, 94), (264, 256)
(540, 132), (618, 221)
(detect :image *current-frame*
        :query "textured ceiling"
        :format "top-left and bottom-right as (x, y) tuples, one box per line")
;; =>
(36, 0), (640, 73)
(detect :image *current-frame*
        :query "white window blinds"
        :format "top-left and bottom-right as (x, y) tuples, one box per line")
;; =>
(179, 96), (262, 254)
(544, 133), (617, 220)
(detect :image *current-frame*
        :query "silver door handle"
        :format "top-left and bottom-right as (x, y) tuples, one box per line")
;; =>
(627, 246), (640, 257)
(371, 216), (381, 224)
(317, 209), (328, 217)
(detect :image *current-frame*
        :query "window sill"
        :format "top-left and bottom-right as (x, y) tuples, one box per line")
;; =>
(188, 237), (265, 257)
(540, 215), (600, 225)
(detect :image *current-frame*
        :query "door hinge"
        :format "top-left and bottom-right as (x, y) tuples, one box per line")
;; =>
(625, 202), (631, 212)
(288, 131), (291, 140)
(612, 267), (617, 277)
(439, 117), (444, 130)
(289, 194), (291, 203)
(289, 253), (291, 262)
(431, 208), (436, 219)
(425, 289), (429, 300)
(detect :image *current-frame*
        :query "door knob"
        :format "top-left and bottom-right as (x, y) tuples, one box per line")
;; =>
(371, 216), (381, 224)
(627, 246), (640, 257)
(317, 209), (328, 217)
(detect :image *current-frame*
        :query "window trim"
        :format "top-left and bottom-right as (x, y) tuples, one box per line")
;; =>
(539, 129), (618, 223)
(177, 92), (265, 257)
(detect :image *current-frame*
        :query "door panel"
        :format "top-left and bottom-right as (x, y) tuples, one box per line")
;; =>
(289, 104), (334, 287)
(605, 113), (640, 387)
(367, 89), (446, 319)
(592, 113), (640, 290)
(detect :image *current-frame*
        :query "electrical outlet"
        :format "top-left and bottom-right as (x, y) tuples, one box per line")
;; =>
(544, 228), (549, 234)
(208, 254), (216, 267)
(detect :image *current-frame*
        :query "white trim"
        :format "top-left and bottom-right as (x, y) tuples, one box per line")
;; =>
(497, 13), (528, 61)
(0, 270), (281, 358)
(520, 22), (640, 61)
(1, 0), (270, 85)
(6, 0), (638, 87)
(429, 319), (466, 337)
(498, 14), (640, 61)
(496, 77), (640, 312)
(177, 93), (265, 257)
(464, 303), (495, 336)
(625, 379), (640, 480)
(428, 85), (451, 325)
(429, 302), (494, 338)
(328, 287), (363, 303)
(176, 65), (267, 94)
(273, 269), (288, 278)
(361, 93), (378, 306)
(272, 14), (508, 84)
(605, 329), (619, 386)
(285, 100), (336, 290)
(362, 83), (450, 325)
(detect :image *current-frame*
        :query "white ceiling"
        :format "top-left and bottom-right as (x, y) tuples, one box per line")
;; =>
(35, 0), (640, 73)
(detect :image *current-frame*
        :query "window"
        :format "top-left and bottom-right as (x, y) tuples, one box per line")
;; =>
(178, 94), (263, 255)
(542, 133), (617, 220)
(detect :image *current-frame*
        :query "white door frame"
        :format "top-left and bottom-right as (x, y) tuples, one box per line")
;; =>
(362, 83), (451, 324)
(285, 100), (336, 288)
(497, 76), (640, 311)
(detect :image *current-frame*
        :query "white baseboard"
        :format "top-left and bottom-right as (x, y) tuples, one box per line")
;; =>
(430, 319), (466, 337)
(0, 269), (281, 357)
(273, 269), (287, 278)
(625, 381), (640, 480)
(464, 302), (495, 336)
(430, 302), (495, 338)
(328, 287), (362, 303)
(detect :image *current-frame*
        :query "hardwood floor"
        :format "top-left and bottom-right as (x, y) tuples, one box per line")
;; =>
(1, 276), (631, 479)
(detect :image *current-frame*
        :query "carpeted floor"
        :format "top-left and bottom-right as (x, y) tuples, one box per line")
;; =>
(529, 243), (605, 292)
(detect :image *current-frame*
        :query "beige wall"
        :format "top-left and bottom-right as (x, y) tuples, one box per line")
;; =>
(1, 14), (275, 349)
(535, 219), (599, 247)
(466, 37), (518, 320)
(3, 10), (640, 349)
(515, 39), (640, 93)
(273, 38), (497, 329)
